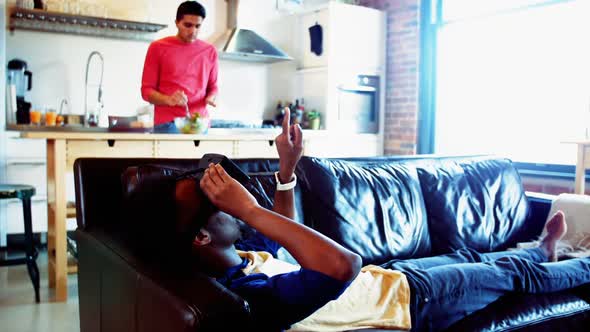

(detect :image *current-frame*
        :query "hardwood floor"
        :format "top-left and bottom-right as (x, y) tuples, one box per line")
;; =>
(0, 250), (80, 332)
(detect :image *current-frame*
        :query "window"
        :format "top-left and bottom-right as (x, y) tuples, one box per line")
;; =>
(433, 0), (590, 165)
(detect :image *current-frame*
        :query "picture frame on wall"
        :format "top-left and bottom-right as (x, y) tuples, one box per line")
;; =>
(276, 0), (304, 13)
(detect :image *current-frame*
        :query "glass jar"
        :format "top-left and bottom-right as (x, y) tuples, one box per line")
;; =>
(86, 103), (101, 127)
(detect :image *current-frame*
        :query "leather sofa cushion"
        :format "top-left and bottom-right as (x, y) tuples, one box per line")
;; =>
(297, 157), (431, 265)
(417, 157), (531, 255)
(447, 289), (590, 332)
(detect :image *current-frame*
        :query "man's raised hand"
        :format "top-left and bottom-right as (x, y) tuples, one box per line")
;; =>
(275, 108), (303, 183)
(199, 163), (258, 220)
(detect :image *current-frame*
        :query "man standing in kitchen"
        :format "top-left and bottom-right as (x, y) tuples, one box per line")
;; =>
(141, 1), (218, 133)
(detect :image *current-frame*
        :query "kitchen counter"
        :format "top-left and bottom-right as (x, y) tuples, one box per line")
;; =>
(8, 124), (378, 140)
(8, 123), (283, 140)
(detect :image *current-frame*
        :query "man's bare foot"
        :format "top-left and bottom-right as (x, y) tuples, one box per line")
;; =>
(539, 210), (567, 262)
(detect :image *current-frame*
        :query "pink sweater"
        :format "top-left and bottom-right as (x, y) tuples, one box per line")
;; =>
(141, 36), (219, 125)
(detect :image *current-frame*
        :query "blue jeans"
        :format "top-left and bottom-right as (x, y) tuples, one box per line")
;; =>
(153, 121), (179, 134)
(381, 248), (590, 331)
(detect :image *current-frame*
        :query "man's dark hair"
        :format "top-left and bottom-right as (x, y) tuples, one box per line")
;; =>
(121, 165), (216, 265)
(176, 1), (206, 21)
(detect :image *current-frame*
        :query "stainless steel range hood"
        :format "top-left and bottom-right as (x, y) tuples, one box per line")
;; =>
(210, 0), (293, 63)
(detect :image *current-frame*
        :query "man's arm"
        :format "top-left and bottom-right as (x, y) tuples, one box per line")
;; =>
(200, 164), (361, 282)
(148, 90), (187, 107)
(141, 43), (160, 103)
(141, 43), (187, 107)
(205, 49), (219, 107)
(272, 108), (302, 219)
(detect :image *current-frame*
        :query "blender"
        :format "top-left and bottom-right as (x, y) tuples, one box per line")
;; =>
(7, 59), (33, 124)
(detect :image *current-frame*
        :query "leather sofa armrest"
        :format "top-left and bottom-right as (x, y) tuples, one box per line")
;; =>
(523, 191), (556, 241)
(526, 191), (557, 204)
(76, 229), (251, 332)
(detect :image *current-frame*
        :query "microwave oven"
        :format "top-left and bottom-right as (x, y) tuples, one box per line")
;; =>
(337, 74), (380, 133)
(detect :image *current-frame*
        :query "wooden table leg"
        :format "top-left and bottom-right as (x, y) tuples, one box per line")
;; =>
(46, 139), (68, 301)
(574, 144), (587, 195)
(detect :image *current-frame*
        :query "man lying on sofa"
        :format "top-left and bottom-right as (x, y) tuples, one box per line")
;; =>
(124, 109), (590, 332)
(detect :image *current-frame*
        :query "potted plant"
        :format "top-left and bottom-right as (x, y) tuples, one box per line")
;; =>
(306, 110), (321, 130)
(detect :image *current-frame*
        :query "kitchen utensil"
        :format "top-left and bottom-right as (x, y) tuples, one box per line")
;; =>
(108, 116), (138, 128)
(7, 59), (32, 99)
(7, 59), (33, 124)
(185, 103), (190, 118)
(107, 115), (151, 132)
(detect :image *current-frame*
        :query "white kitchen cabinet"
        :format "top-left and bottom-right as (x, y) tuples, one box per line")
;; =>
(298, 2), (385, 72)
(67, 140), (155, 167)
(5, 198), (48, 234)
(236, 140), (280, 159)
(328, 3), (385, 71)
(2, 135), (50, 239)
(0, 0), (6, 246)
(296, 2), (386, 136)
(5, 132), (46, 160)
(300, 8), (331, 69)
(5, 161), (47, 197)
(4, 197), (76, 234)
(157, 140), (236, 158)
(296, 68), (329, 127)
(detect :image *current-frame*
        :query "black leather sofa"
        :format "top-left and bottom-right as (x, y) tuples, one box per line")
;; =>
(74, 155), (590, 332)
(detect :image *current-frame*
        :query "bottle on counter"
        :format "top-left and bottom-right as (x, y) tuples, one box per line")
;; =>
(286, 101), (294, 124)
(292, 99), (303, 126)
(86, 102), (102, 127)
(274, 101), (284, 126)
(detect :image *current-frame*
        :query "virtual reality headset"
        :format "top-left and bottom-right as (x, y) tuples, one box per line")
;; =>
(122, 153), (251, 199)
(178, 153), (251, 184)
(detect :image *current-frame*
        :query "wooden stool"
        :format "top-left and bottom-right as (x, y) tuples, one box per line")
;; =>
(0, 184), (40, 303)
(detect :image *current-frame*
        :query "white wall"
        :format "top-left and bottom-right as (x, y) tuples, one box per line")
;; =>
(7, 33), (150, 116)
(221, 1), (299, 120)
(1, 0), (8, 246)
(5, 0), (298, 122)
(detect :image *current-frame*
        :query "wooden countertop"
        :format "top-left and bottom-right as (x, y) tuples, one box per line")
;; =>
(8, 125), (379, 141)
(562, 140), (590, 145)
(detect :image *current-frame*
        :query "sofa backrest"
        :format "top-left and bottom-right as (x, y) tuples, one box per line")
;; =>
(74, 157), (305, 231)
(296, 157), (432, 265)
(74, 158), (193, 232)
(74, 155), (533, 267)
(416, 156), (531, 254)
(294, 155), (532, 263)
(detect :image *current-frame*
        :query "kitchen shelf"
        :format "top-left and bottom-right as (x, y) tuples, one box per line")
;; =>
(6, 158), (46, 166)
(9, 8), (167, 42)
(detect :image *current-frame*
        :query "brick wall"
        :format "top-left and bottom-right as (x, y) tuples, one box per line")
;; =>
(359, 0), (421, 155)
(522, 176), (590, 196)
